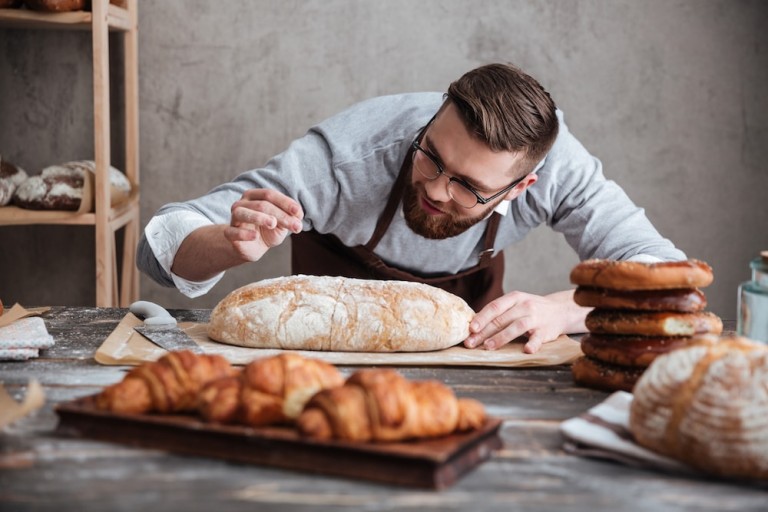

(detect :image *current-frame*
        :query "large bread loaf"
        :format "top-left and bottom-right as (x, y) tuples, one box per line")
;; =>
(629, 335), (768, 479)
(207, 275), (475, 352)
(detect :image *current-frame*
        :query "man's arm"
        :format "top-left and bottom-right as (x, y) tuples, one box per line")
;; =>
(171, 189), (304, 281)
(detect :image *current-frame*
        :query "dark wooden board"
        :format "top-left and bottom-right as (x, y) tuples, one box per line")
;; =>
(54, 395), (502, 489)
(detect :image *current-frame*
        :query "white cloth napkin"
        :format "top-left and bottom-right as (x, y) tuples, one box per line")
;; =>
(0, 317), (55, 361)
(559, 391), (695, 475)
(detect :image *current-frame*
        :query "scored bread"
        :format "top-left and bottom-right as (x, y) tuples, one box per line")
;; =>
(629, 335), (768, 479)
(207, 275), (475, 352)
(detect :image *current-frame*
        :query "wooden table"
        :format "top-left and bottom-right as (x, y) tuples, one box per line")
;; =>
(1, 307), (765, 511)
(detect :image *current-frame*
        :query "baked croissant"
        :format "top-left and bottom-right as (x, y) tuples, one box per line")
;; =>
(94, 350), (235, 415)
(297, 368), (486, 442)
(629, 335), (768, 479)
(198, 352), (344, 426)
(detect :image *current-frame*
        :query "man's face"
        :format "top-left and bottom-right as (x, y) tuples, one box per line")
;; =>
(403, 103), (531, 239)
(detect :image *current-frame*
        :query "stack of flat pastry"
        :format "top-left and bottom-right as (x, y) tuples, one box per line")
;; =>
(569, 259), (722, 392)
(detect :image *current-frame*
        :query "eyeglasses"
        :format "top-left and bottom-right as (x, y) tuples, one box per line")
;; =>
(411, 136), (526, 209)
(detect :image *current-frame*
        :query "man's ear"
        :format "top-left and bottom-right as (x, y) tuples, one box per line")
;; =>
(504, 173), (538, 201)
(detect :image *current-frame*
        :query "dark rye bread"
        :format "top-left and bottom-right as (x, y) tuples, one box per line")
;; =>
(0, 157), (28, 206)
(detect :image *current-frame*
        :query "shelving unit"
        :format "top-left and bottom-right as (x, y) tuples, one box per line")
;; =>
(0, 0), (140, 307)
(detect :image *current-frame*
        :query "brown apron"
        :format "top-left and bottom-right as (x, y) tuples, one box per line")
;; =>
(290, 145), (505, 312)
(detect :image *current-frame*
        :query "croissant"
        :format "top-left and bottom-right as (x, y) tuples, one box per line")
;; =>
(198, 352), (344, 426)
(297, 368), (486, 442)
(94, 350), (235, 415)
(629, 335), (768, 479)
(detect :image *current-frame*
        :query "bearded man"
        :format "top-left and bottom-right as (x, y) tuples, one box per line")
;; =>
(138, 63), (685, 353)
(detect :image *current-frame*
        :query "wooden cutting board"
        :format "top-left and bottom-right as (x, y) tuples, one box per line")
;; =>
(55, 396), (503, 489)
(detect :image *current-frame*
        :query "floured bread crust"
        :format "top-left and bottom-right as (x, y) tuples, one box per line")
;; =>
(630, 335), (768, 479)
(207, 275), (475, 352)
(12, 160), (132, 211)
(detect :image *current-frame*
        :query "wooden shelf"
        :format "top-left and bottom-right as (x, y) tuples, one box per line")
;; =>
(0, 189), (139, 227)
(0, 0), (140, 307)
(0, 5), (132, 31)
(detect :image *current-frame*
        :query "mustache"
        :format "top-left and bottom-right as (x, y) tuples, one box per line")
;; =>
(402, 182), (485, 239)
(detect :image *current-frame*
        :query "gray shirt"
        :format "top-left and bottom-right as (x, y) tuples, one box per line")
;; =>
(137, 92), (685, 297)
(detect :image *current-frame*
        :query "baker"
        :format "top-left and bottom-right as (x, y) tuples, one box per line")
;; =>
(137, 62), (686, 354)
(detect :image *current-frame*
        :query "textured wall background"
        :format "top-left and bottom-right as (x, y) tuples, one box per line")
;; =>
(1, 0), (766, 321)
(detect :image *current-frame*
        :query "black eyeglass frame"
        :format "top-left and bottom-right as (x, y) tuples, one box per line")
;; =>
(410, 127), (527, 209)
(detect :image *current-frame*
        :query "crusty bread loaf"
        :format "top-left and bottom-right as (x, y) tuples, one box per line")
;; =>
(573, 286), (707, 312)
(629, 335), (768, 479)
(585, 310), (723, 337)
(13, 160), (131, 211)
(579, 334), (695, 368)
(0, 157), (28, 206)
(571, 356), (645, 392)
(570, 259), (714, 290)
(207, 275), (475, 352)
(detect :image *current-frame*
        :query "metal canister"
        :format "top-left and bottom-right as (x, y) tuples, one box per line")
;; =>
(737, 251), (768, 343)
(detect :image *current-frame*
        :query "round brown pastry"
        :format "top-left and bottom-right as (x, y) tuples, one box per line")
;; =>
(580, 333), (694, 367)
(570, 259), (714, 290)
(630, 335), (768, 480)
(24, 0), (85, 12)
(585, 310), (723, 337)
(0, 157), (28, 207)
(571, 356), (645, 392)
(573, 286), (707, 312)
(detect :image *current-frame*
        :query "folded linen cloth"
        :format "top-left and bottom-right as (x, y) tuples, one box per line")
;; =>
(0, 316), (55, 361)
(559, 391), (696, 475)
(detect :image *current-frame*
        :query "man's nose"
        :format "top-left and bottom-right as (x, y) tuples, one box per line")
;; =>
(423, 175), (452, 203)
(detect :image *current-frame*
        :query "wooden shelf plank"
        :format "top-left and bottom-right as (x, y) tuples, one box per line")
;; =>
(0, 193), (138, 227)
(0, 6), (133, 31)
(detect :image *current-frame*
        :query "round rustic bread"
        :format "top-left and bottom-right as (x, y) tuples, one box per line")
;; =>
(570, 259), (713, 290)
(580, 333), (694, 368)
(573, 286), (707, 312)
(208, 275), (475, 352)
(13, 160), (131, 211)
(0, 157), (28, 206)
(571, 356), (645, 392)
(629, 335), (768, 479)
(585, 310), (723, 337)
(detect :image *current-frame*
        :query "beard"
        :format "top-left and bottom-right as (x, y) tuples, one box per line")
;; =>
(402, 180), (493, 239)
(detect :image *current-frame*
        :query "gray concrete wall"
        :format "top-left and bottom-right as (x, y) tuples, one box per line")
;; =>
(1, 0), (766, 322)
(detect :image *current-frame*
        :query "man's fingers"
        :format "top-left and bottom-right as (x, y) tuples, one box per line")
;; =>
(231, 205), (300, 233)
(523, 333), (545, 354)
(240, 189), (304, 219)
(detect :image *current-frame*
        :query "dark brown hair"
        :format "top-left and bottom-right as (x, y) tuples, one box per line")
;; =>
(445, 63), (559, 175)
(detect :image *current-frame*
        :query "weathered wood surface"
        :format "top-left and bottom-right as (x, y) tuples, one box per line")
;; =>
(1, 307), (765, 512)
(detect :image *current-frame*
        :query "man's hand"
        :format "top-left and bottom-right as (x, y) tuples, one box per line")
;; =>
(463, 289), (590, 354)
(226, 189), (304, 261)
(171, 189), (304, 282)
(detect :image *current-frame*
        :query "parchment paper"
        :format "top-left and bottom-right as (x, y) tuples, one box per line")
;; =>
(95, 313), (583, 367)
(0, 304), (51, 328)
